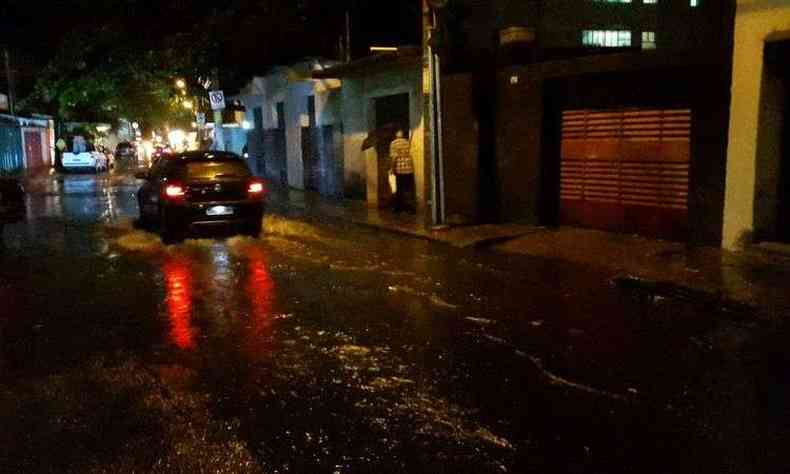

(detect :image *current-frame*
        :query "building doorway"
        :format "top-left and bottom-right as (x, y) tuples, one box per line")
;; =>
(375, 93), (410, 133)
(755, 40), (790, 243)
(774, 42), (790, 242)
(370, 93), (411, 209)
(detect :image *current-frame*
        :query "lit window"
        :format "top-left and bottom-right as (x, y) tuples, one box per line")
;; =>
(690, 0), (698, 6)
(582, 30), (632, 48)
(642, 31), (656, 49)
(644, 0), (657, 3)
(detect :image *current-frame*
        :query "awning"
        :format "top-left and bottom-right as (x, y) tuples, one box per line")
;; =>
(312, 47), (422, 79)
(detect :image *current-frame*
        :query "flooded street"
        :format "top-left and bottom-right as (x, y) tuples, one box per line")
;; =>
(1, 173), (789, 473)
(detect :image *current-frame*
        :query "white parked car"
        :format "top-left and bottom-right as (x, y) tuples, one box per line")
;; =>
(61, 149), (110, 173)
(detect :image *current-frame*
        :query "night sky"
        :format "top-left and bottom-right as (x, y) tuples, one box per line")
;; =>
(1, 0), (421, 93)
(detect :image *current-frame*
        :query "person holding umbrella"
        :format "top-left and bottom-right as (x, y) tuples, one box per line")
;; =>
(389, 130), (415, 214)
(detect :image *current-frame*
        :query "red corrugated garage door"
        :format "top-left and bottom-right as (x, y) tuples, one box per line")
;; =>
(24, 130), (44, 169)
(560, 109), (691, 241)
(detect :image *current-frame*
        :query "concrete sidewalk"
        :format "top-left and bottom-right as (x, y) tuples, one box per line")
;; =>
(495, 228), (790, 318)
(267, 187), (538, 248)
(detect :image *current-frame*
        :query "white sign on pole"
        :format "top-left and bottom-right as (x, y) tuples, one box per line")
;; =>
(209, 90), (226, 110)
(196, 112), (206, 127)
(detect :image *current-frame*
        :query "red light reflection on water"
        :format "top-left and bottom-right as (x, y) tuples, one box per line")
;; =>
(244, 245), (275, 360)
(163, 255), (196, 350)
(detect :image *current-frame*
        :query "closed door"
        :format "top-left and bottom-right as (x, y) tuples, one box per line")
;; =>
(24, 130), (43, 168)
(559, 108), (691, 240)
(302, 127), (320, 191)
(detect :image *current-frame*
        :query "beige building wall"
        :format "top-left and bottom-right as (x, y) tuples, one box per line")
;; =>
(247, 62), (341, 190)
(723, 0), (790, 249)
(339, 64), (427, 210)
(340, 78), (367, 196)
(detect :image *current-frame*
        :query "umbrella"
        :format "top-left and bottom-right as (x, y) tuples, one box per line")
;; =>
(361, 122), (401, 152)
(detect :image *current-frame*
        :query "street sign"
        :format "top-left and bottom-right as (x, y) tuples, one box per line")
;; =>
(196, 112), (206, 127)
(209, 90), (226, 111)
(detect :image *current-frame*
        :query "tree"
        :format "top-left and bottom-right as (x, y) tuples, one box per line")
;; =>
(20, 0), (220, 131)
(18, 0), (400, 127)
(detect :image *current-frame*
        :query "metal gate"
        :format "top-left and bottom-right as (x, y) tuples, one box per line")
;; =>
(560, 109), (691, 240)
(263, 129), (287, 186)
(0, 118), (23, 173)
(302, 125), (342, 197)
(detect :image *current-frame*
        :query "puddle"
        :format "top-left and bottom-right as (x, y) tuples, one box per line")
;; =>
(328, 262), (382, 272)
(263, 215), (322, 241)
(337, 345), (372, 358)
(368, 376), (416, 391)
(388, 285), (459, 310)
(113, 230), (164, 253)
(181, 238), (216, 249)
(392, 393), (515, 452)
(0, 355), (261, 473)
(466, 317), (495, 326)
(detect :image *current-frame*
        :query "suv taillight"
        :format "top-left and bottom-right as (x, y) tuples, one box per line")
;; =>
(162, 183), (186, 200)
(248, 180), (265, 197)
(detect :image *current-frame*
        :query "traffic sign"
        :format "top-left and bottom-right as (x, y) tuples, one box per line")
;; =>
(209, 90), (226, 111)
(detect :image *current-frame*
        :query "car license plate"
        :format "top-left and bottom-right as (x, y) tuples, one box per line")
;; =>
(206, 205), (234, 216)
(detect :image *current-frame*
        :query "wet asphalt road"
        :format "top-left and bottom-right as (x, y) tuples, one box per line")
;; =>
(1, 172), (789, 473)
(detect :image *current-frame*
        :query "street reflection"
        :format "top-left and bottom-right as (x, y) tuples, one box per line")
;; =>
(24, 174), (140, 223)
(163, 255), (197, 350)
(62, 176), (100, 195)
(211, 243), (232, 286)
(243, 245), (275, 361)
(161, 242), (276, 356)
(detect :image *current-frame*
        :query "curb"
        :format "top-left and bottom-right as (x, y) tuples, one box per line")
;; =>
(302, 211), (534, 249)
(468, 232), (540, 249)
(344, 218), (437, 243)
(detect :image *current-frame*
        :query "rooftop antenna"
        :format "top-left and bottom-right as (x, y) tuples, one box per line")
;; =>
(345, 10), (352, 62)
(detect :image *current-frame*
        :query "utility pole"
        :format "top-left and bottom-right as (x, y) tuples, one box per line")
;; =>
(424, 0), (447, 227)
(211, 68), (224, 151)
(3, 46), (16, 116)
(345, 10), (352, 62)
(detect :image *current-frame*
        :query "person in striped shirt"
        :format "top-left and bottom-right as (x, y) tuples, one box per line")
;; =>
(389, 130), (415, 213)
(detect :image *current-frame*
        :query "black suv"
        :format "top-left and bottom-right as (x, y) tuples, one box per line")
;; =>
(136, 152), (266, 243)
(0, 178), (25, 234)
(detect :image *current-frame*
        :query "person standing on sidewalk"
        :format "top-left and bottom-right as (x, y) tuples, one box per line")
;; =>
(389, 130), (415, 214)
(55, 137), (67, 170)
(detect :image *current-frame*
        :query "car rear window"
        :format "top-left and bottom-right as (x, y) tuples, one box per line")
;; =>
(184, 161), (251, 180)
